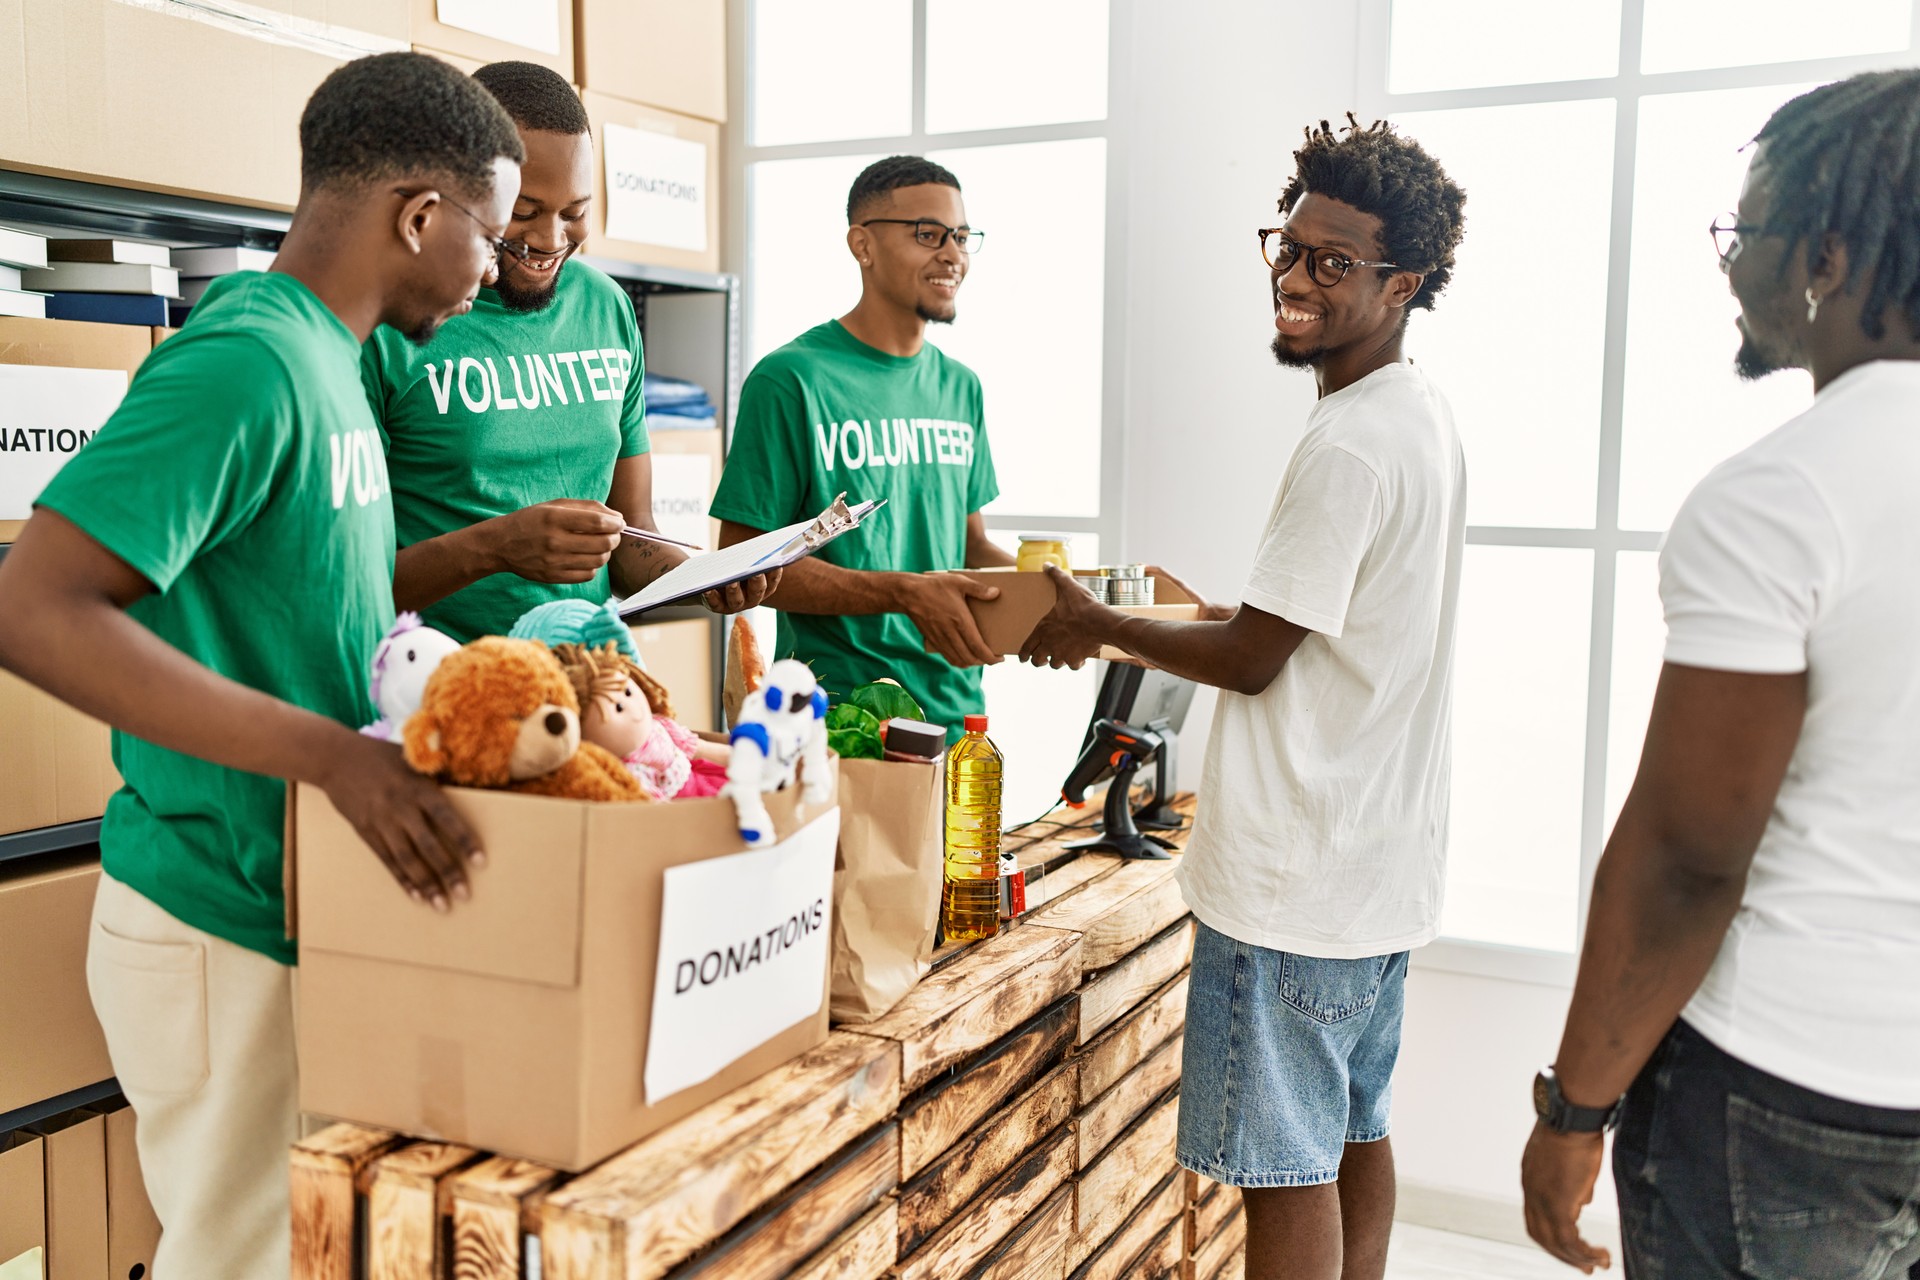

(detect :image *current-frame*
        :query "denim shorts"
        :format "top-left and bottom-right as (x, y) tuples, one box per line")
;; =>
(1176, 920), (1409, 1187)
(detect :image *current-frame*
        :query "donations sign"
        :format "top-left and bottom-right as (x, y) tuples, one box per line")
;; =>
(644, 809), (840, 1102)
(0, 366), (127, 520)
(603, 122), (709, 252)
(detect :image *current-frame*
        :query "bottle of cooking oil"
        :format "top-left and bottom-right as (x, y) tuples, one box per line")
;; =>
(942, 714), (1003, 942)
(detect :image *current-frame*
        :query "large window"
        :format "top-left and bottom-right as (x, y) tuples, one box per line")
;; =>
(733, 0), (1121, 823)
(1367, 0), (1920, 954)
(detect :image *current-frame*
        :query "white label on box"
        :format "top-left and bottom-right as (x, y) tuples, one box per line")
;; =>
(0, 366), (130, 520)
(435, 0), (560, 55)
(603, 124), (710, 252)
(644, 809), (840, 1103)
(649, 452), (713, 548)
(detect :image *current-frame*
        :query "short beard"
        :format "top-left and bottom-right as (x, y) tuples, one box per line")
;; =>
(1271, 333), (1325, 369)
(917, 303), (957, 326)
(1732, 318), (1790, 382)
(404, 316), (444, 347)
(494, 266), (563, 314)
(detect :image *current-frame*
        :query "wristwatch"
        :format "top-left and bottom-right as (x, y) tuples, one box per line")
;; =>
(1532, 1066), (1624, 1134)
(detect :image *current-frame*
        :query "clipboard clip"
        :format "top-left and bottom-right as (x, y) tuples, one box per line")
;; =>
(754, 494), (886, 566)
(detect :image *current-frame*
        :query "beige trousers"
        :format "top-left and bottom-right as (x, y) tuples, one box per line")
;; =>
(86, 874), (297, 1280)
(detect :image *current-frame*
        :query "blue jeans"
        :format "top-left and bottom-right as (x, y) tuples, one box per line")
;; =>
(1615, 1019), (1920, 1279)
(1176, 921), (1408, 1186)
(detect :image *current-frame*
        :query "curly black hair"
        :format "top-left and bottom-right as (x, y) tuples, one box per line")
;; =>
(300, 52), (524, 199)
(1279, 115), (1467, 313)
(847, 155), (961, 224)
(474, 60), (591, 135)
(1752, 69), (1920, 342)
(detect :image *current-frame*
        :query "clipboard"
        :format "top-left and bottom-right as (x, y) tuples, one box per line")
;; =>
(612, 495), (887, 618)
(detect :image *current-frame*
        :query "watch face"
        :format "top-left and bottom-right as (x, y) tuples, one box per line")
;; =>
(1533, 1073), (1552, 1118)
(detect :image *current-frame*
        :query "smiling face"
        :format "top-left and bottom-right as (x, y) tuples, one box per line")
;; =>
(493, 127), (593, 312)
(849, 182), (970, 325)
(1269, 192), (1412, 370)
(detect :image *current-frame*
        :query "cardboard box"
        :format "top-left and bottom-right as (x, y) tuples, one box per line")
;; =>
(0, 1137), (46, 1279)
(416, 42), (484, 75)
(954, 567), (1204, 657)
(34, 1116), (107, 1280)
(574, 0), (725, 123)
(99, 1106), (159, 1280)
(293, 768), (838, 1170)
(0, 670), (121, 839)
(0, 317), (151, 542)
(0, 1), (411, 210)
(412, 0), (573, 79)
(631, 617), (715, 733)
(646, 427), (724, 553)
(0, 856), (111, 1116)
(584, 91), (722, 274)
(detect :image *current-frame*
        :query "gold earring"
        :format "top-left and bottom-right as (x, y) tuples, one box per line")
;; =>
(1805, 287), (1821, 323)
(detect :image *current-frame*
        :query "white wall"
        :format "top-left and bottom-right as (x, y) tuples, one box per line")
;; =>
(1113, 0), (1613, 1238)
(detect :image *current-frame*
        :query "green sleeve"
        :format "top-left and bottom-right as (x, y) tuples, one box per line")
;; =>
(710, 363), (810, 532)
(35, 333), (296, 593)
(619, 323), (649, 458)
(359, 327), (402, 452)
(967, 380), (1000, 513)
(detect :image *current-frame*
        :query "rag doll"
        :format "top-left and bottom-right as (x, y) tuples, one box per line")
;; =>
(553, 641), (729, 802)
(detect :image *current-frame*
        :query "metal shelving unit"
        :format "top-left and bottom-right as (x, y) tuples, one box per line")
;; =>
(0, 1079), (122, 1138)
(0, 820), (101, 868)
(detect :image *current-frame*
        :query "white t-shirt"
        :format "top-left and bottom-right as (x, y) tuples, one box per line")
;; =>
(1667, 360), (1920, 1109)
(1177, 361), (1465, 959)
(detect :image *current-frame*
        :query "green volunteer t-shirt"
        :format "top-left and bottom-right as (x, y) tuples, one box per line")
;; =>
(35, 272), (395, 965)
(711, 320), (998, 738)
(362, 260), (649, 642)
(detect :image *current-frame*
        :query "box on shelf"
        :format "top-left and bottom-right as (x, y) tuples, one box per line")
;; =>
(952, 567), (1204, 657)
(97, 1105), (160, 1280)
(33, 1114), (108, 1280)
(293, 767), (840, 1170)
(415, 43), (484, 75)
(631, 617), (716, 733)
(412, 0), (573, 79)
(0, 1), (411, 210)
(646, 427), (724, 554)
(0, 670), (119, 840)
(0, 1136), (45, 1278)
(0, 856), (112, 1116)
(574, 0), (725, 123)
(584, 92), (721, 274)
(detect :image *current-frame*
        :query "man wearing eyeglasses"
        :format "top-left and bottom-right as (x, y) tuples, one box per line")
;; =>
(364, 61), (775, 641)
(712, 155), (1012, 738)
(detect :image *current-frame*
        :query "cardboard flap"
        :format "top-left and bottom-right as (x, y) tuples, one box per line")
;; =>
(294, 784), (588, 988)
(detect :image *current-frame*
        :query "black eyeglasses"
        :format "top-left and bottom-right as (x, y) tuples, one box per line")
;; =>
(859, 218), (986, 254)
(395, 188), (530, 263)
(1258, 229), (1398, 286)
(1710, 214), (1765, 272)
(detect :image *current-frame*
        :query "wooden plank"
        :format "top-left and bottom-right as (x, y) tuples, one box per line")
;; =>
(1063, 1171), (1182, 1280)
(541, 1033), (901, 1280)
(854, 925), (1082, 1092)
(1073, 1219), (1183, 1280)
(1192, 1182), (1242, 1250)
(1019, 853), (1122, 914)
(666, 1125), (899, 1280)
(1071, 1089), (1179, 1236)
(786, 1198), (898, 1280)
(291, 1123), (403, 1280)
(367, 1141), (482, 1280)
(899, 995), (1078, 1178)
(449, 1156), (565, 1280)
(1083, 879), (1188, 971)
(1079, 972), (1187, 1105)
(1195, 1209), (1246, 1280)
(961, 1184), (1073, 1280)
(891, 1125), (1075, 1280)
(1077, 1032), (1184, 1170)
(898, 1060), (1078, 1256)
(1078, 919), (1194, 1044)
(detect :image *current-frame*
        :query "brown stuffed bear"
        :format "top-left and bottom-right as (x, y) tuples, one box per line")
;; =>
(402, 636), (648, 802)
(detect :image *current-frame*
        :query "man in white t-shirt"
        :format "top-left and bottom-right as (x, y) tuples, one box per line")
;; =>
(1023, 118), (1466, 1280)
(1521, 70), (1920, 1278)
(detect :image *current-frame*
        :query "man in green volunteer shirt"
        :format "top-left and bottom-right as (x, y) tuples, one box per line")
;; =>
(366, 62), (775, 641)
(714, 156), (1012, 737)
(0, 54), (519, 1278)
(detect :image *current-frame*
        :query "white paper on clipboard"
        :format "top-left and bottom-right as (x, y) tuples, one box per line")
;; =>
(613, 495), (886, 618)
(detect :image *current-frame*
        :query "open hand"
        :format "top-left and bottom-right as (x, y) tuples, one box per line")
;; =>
(1019, 564), (1114, 671)
(1521, 1124), (1614, 1273)
(703, 568), (783, 614)
(487, 500), (623, 584)
(903, 574), (1003, 668)
(316, 733), (483, 913)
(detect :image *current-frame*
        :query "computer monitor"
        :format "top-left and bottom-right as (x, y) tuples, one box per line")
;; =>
(1054, 664), (1196, 858)
(1081, 663), (1196, 755)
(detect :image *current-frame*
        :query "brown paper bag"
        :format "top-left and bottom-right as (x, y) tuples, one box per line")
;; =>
(830, 756), (946, 1023)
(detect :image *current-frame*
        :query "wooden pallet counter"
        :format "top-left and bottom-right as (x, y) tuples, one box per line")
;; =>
(290, 796), (1248, 1280)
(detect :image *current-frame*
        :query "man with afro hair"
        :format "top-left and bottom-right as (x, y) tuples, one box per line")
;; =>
(1023, 116), (1467, 1280)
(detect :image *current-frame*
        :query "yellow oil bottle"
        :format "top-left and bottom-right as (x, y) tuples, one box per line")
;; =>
(941, 714), (1003, 942)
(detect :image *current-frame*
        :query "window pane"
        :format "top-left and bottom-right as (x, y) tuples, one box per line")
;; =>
(1444, 546), (1592, 952)
(925, 139), (1107, 517)
(1641, 0), (1912, 73)
(926, 0), (1109, 133)
(1394, 100), (1615, 528)
(1605, 551), (1664, 829)
(749, 0), (911, 145)
(1389, 0), (1622, 93)
(745, 154), (881, 364)
(1618, 85), (1815, 532)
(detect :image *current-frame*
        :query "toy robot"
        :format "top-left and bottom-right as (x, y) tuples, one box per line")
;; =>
(361, 612), (462, 741)
(724, 658), (831, 847)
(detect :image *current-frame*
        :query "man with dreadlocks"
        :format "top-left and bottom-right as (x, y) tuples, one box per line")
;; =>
(1022, 117), (1466, 1280)
(1522, 69), (1920, 1277)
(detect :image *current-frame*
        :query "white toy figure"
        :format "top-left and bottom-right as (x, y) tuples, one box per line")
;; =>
(724, 658), (831, 847)
(361, 612), (462, 742)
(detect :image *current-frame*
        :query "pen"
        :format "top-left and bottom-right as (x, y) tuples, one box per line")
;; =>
(620, 526), (704, 552)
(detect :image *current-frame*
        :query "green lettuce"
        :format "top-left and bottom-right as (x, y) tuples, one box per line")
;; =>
(825, 702), (884, 760)
(847, 680), (924, 724)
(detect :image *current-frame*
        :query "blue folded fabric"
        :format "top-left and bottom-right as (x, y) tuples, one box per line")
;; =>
(642, 371), (714, 413)
(646, 407), (718, 430)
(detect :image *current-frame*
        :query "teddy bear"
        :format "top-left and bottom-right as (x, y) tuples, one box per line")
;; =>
(552, 641), (730, 802)
(402, 636), (647, 803)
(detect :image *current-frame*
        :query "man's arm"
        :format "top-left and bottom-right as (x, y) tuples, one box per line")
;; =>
(719, 518), (1003, 668)
(0, 510), (482, 910)
(964, 513), (1017, 568)
(607, 455), (779, 612)
(1521, 661), (1804, 1273)
(393, 499), (625, 613)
